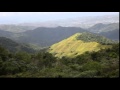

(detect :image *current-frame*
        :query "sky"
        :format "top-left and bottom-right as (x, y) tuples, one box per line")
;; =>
(0, 12), (119, 24)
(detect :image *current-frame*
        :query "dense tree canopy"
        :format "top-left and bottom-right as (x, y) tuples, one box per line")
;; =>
(0, 43), (119, 78)
(76, 32), (116, 45)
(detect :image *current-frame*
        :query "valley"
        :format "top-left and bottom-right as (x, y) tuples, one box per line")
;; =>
(0, 12), (119, 78)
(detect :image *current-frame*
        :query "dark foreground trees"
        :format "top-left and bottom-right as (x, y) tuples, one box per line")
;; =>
(0, 43), (119, 78)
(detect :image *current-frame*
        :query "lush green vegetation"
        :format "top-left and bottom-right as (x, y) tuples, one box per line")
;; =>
(76, 32), (116, 45)
(0, 43), (119, 78)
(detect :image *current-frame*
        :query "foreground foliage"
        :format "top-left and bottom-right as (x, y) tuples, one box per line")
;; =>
(0, 43), (119, 78)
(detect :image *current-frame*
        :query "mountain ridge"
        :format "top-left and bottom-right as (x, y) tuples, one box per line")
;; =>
(88, 23), (119, 33)
(88, 23), (119, 41)
(0, 25), (36, 33)
(17, 27), (89, 47)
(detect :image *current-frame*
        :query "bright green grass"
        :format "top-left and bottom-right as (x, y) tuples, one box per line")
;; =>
(48, 33), (112, 58)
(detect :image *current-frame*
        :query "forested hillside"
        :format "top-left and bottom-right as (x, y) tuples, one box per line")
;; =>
(0, 43), (119, 77)
(0, 37), (35, 53)
(99, 29), (119, 41)
(76, 32), (116, 44)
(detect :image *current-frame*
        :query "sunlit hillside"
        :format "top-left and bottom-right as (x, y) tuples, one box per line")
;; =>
(49, 33), (112, 58)
(0, 12), (119, 78)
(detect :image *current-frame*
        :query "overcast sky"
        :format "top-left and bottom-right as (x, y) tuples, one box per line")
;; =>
(0, 12), (119, 24)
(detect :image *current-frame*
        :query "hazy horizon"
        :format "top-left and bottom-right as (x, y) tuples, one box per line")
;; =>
(0, 12), (119, 24)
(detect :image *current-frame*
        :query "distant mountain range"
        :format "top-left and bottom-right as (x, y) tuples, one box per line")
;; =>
(0, 22), (119, 48)
(88, 23), (119, 33)
(17, 27), (88, 47)
(19, 14), (119, 28)
(0, 25), (36, 33)
(0, 14), (119, 48)
(87, 23), (119, 41)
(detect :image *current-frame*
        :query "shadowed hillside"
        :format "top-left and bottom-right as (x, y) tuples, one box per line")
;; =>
(17, 27), (89, 47)
(0, 37), (35, 53)
(88, 23), (119, 41)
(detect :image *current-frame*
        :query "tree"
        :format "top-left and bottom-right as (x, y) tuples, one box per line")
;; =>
(0, 46), (9, 61)
(2, 59), (20, 75)
(0, 57), (3, 74)
(15, 52), (31, 63)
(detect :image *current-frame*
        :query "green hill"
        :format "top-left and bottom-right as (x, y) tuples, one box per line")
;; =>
(48, 32), (114, 58)
(0, 37), (35, 53)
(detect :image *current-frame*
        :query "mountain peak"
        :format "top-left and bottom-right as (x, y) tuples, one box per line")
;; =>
(65, 33), (82, 40)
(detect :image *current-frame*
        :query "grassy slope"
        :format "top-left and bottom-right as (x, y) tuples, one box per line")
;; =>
(49, 33), (112, 58)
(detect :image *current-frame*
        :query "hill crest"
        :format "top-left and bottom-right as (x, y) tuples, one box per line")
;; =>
(48, 33), (113, 58)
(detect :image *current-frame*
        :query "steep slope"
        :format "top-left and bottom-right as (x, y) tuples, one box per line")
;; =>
(17, 27), (88, 47)
(0, 37), (35, 53)
(49, 32), (114, 58)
